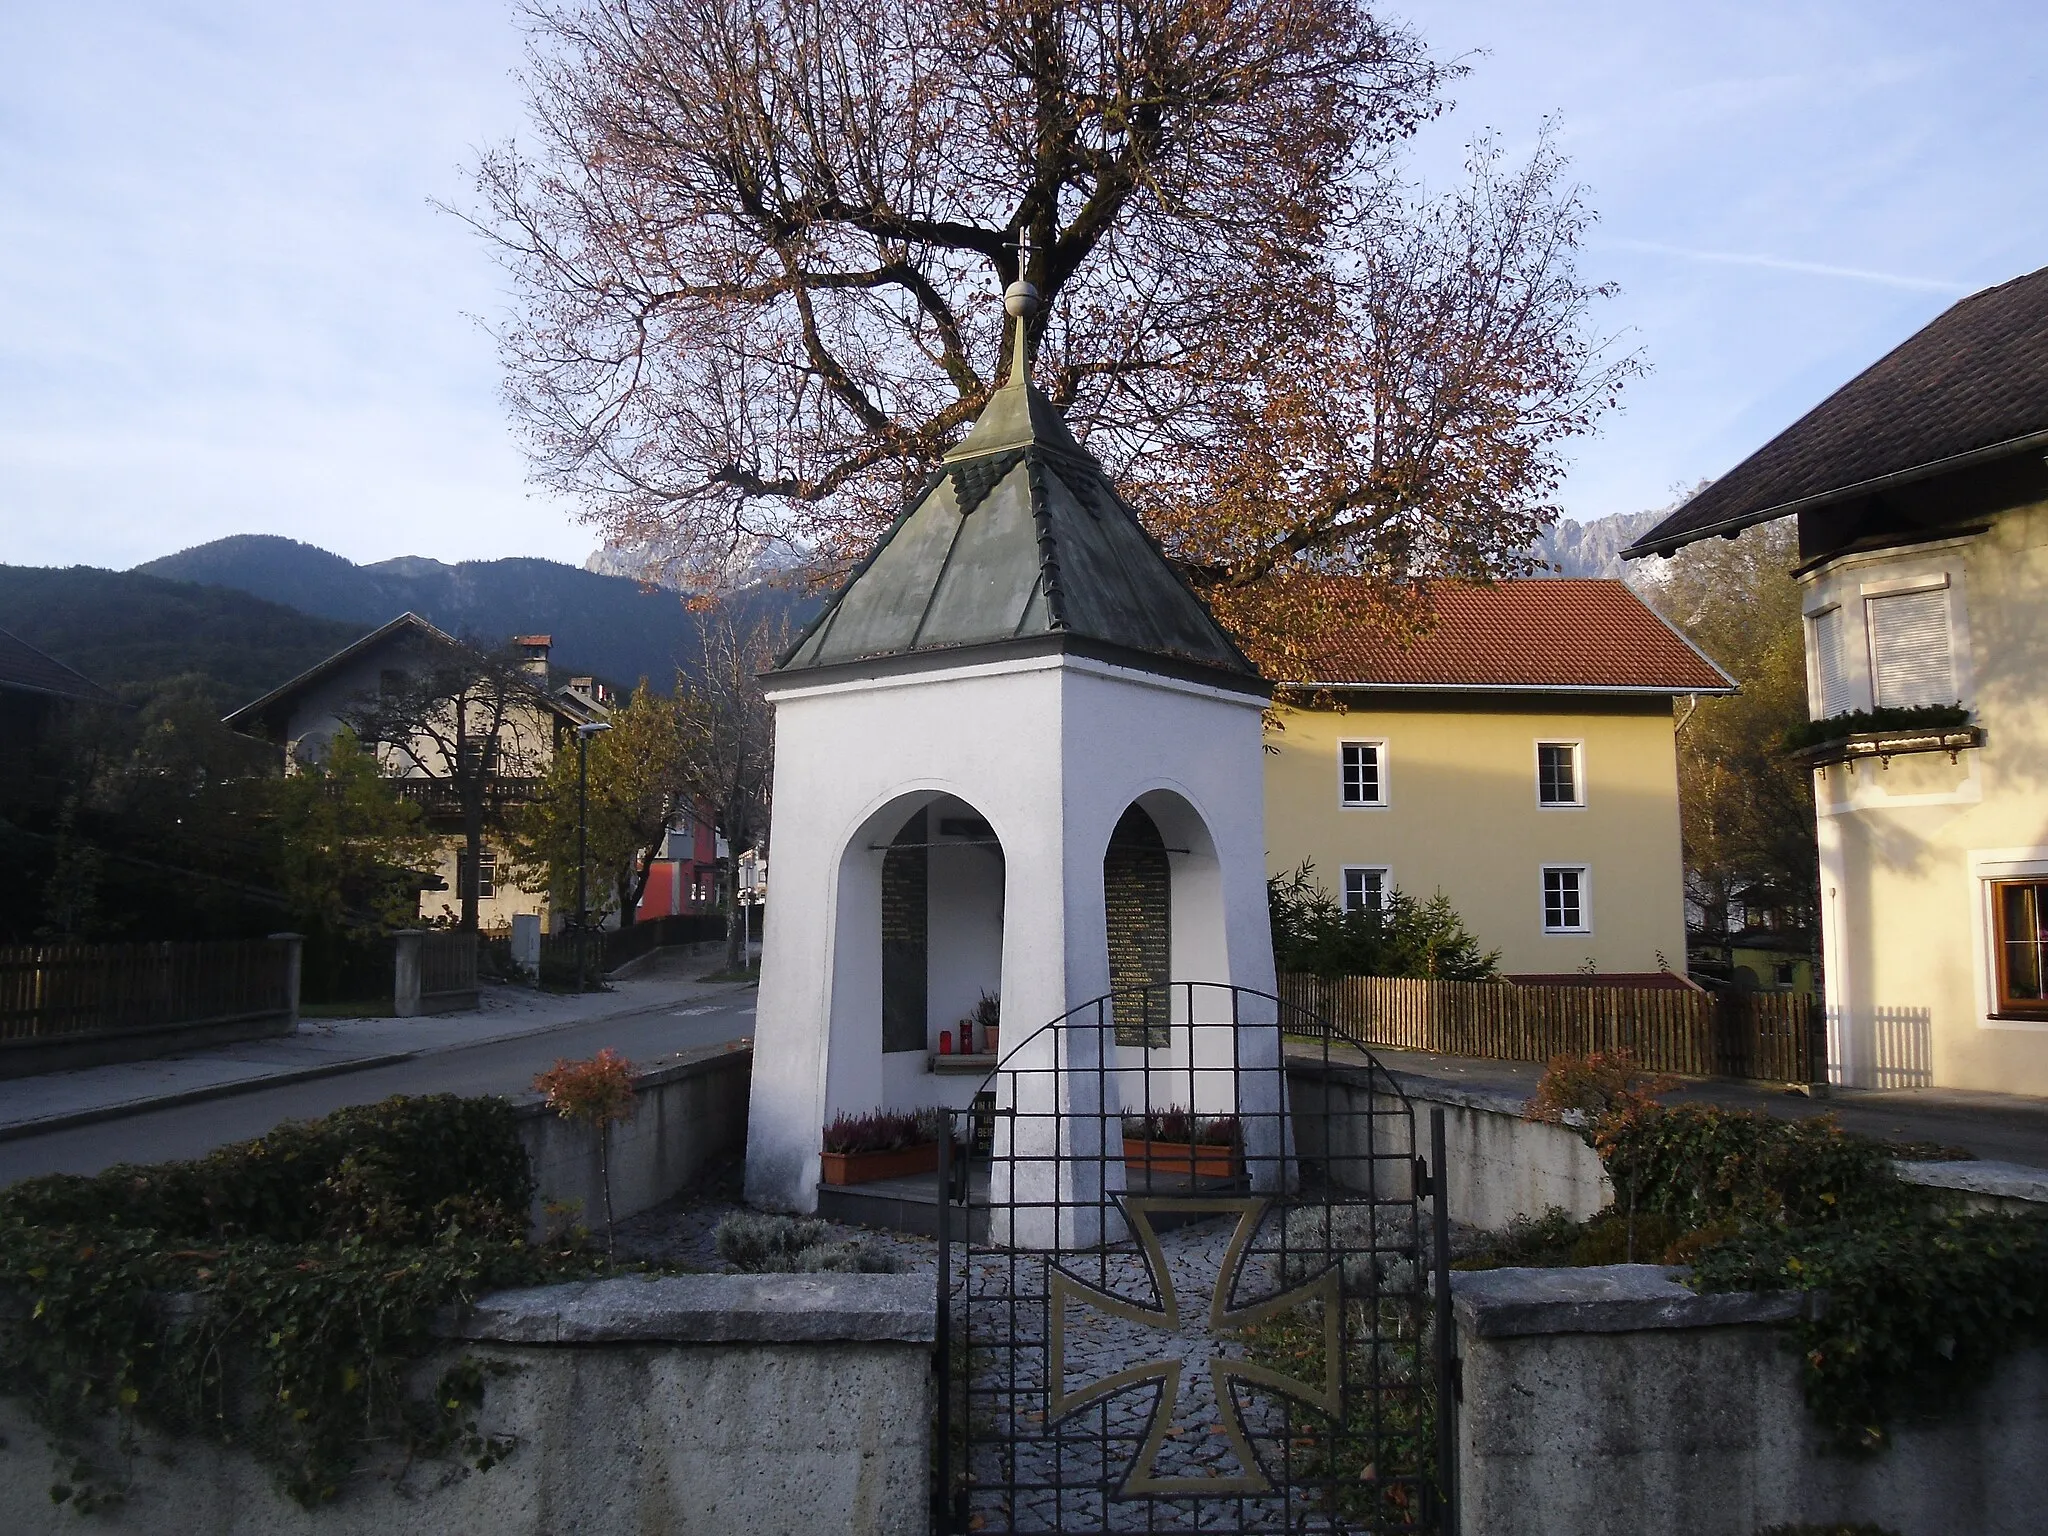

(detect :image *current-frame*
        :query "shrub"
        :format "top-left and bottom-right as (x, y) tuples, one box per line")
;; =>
(1596, 1102), (1900, 1231)
(0, 1095), (595, 1509)
(534, 1049), (638, 1253)
(1694, 1210), (2048, 1453)
(711, 1213), (901, 1274)
(1269, 862), (1500, 981)
(821, 1107), (946, 1155)
(1523, 1049), (1674, 1135)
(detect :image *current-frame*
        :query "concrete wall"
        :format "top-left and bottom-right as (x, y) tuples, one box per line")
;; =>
(1288, 1054), (1612, 1228)
(1264, 696), (1691, 977)
(1802, 501), (2048, 1093)
(1454, 1264), (2048, 1536)
(0, 1273), (933, 1536)
(514, 1041), (751, 1235)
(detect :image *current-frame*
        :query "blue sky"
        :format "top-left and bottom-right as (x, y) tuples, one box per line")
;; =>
(1, 0), (2043, 572)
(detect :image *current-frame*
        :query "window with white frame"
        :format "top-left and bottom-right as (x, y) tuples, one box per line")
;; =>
(1810, 605), (1856, 717)
(1339, 741), (1386, 808)
(1541, 865), (1589, 933)
(1865, 585), (1957, 710)
(1536, 741), (1583, 807)
(1342, 866), (1390, 915)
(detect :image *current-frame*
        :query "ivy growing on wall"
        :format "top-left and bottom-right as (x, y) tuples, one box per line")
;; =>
(0, 1095), (610, 1509)
(1525, 1054), (2048, 1453)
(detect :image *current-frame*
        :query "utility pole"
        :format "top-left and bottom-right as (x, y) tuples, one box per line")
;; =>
(575, 720), (612, 990)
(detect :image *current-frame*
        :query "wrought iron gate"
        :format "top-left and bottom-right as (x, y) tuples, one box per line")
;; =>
(935, 983), (1457, 1534)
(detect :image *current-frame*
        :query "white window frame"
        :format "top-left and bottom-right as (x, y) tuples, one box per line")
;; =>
(1540, 864), (1592, 935)
(1534, 739), (1586, 809)
(1861, 575), (1958, 711)
(1968, 847), (2048, 1033)
(1799, 542), (1978, 720)
(1337, 739), (1389, 809)
(1341, 865), (1392, 915)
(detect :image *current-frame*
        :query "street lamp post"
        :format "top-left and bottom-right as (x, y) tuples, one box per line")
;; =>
(574, 720), (612, 991)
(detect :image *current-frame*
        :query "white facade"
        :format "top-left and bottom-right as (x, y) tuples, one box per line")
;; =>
(742, 647), (1279, 1216)
(1799, 508), (2048, 1094)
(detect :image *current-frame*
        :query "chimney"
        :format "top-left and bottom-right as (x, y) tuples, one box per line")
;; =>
(515, 635), (551, 682)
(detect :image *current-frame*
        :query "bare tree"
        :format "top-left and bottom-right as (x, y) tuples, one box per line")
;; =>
(470, 0), (1637, 654)
(674, 609), (781, 971)
(342, 641), (554, 933)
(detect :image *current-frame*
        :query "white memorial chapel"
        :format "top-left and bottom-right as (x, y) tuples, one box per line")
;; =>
(743, 284), (1283, 1226)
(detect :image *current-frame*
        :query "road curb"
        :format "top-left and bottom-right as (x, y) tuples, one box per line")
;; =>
(0, 1050), (424, 1145)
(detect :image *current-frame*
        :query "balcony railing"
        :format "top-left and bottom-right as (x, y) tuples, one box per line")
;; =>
(390, 777), (547, 818)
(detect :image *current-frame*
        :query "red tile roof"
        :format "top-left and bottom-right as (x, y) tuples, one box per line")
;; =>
(1288, 578), (1734, 694)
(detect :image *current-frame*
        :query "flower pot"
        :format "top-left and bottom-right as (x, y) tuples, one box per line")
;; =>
(1123, 1136), (1243, 1182)
(819, 1141), (942, 1185)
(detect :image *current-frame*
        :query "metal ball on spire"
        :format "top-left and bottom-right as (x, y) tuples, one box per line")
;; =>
(1004, 279), (1039, 320)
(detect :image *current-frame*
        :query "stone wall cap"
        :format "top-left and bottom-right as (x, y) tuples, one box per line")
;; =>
(449, 1271), (935, 1346)
(1285, 1050), (1533, 1119)
(1450, 1264), (1811, 1338)
(1894, 1158), (2048, 1205)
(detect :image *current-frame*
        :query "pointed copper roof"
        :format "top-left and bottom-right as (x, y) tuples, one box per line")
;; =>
(777, 303), (1261, 688)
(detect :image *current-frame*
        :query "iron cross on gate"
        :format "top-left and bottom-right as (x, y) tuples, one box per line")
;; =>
(1045, 1196), (1342, 1497)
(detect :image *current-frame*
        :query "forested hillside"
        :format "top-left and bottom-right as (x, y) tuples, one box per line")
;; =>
(139, 535), (813, 691)
(0, 564), (367, 709)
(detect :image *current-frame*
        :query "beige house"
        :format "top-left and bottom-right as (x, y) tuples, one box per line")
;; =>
(1627, 266), (2048, 1095)
(1265, 578), (1734, 979)
(225, 614), (610, 928)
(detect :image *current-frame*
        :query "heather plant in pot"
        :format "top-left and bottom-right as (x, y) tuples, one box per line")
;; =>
(1122, 1107), (1244, 1181)
(820, 1106), (950, 1185)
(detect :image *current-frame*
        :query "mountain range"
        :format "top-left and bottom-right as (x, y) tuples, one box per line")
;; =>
(135, 535), (814, 698)
(4, 509), (1660, 710)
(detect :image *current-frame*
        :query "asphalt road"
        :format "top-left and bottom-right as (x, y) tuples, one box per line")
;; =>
(0, 989), (759, 1186)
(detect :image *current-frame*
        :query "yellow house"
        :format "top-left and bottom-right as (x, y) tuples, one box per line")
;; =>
(1626, 265), (2048, 1095)
(1264, 578), (1734, 979)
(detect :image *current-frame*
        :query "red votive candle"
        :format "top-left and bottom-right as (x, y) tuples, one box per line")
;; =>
(940, 1030), (953, 1054)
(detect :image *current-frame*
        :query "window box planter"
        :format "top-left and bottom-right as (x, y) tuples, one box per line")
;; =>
(1122, 1137), (1244, 1182)
(819, 1141), (942, 1185)
(1786, 724), (1983, 770)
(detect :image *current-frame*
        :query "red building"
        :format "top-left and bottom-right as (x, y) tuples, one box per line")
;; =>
(635, 805), (720, 921)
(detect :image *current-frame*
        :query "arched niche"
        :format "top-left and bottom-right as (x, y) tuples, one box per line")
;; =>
(1100, 788), (1239, 1116)
(826, 789), (1007, 1121)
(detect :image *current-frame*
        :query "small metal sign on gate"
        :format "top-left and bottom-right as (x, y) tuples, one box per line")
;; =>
(936, 983), (1456, 1534)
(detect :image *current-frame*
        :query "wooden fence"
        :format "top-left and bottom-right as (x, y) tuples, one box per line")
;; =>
(1279, 972), (1825, 1084)
(0, 937), (299, 1044)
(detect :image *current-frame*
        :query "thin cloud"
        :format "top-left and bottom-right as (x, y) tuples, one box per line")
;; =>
(1607, 239), (1971, 295)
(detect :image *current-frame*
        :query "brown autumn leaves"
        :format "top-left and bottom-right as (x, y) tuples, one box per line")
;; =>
(469, 0), (1637, 671)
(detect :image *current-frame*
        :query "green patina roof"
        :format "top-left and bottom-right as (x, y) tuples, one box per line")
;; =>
(777, 324), (1259, 684)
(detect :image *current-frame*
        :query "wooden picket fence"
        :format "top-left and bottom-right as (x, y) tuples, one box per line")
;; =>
(0, 937), (299, 1042)
(1280, 972), (1825, 1084)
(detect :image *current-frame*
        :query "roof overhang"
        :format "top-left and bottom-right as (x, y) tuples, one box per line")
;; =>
(766, 629), (1273, 702)
(1621, 427), (2048, 561)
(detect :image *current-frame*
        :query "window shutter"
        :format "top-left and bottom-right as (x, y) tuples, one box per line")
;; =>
(1812, 607), (1856, 717)
(1866, 588), (1955, 709)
